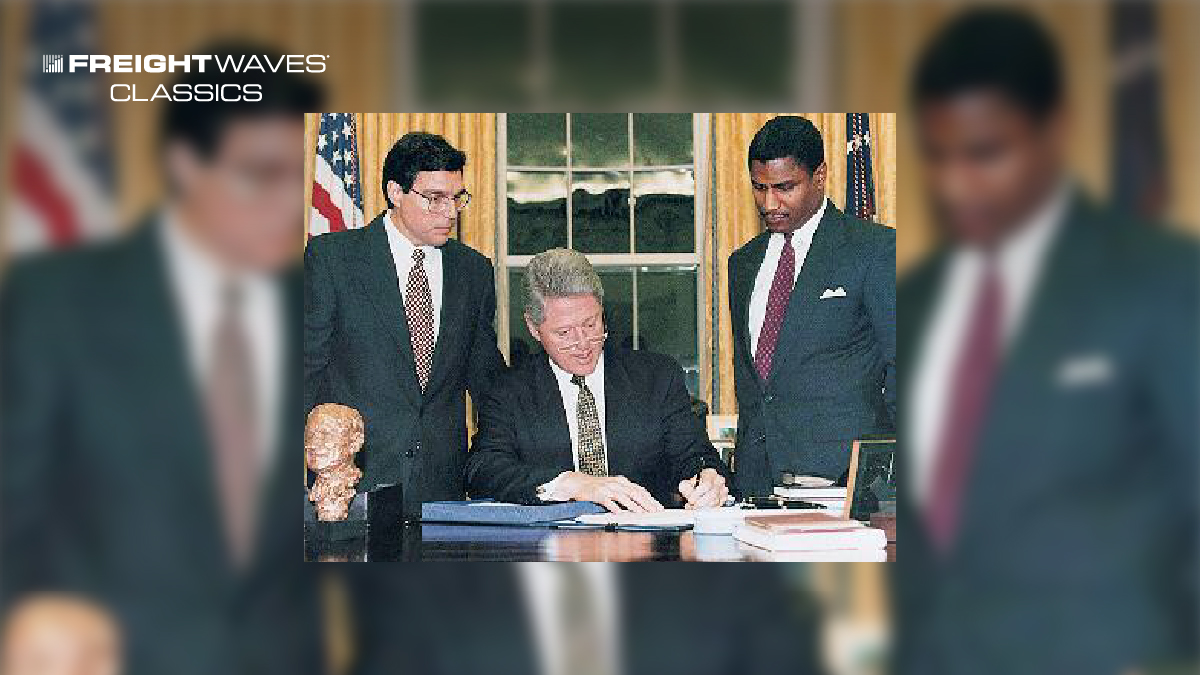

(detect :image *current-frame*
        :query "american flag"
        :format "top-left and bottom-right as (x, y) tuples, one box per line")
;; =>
(308, 113), (365, 237)
(845, 113), (876, 220)
(9, 1), (116, 254)
(1111, 1), (1167, 220)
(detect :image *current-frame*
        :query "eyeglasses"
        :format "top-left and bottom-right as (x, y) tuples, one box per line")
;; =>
(411, 189), (471, 214)
(553, 332), (608, 353)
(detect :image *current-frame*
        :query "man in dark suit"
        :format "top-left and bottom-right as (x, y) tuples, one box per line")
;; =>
(0, 50), (323, 675)
(899, 9), (1198, 674)
(305, 132), (506, 515)
(467, 248), (729, 511)
(344, 564), (823, 675)
(728, 116), (896, 496)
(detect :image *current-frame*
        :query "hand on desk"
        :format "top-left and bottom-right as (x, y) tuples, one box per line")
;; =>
(678, 468), (729, 509)
(559, 472), (665, 513)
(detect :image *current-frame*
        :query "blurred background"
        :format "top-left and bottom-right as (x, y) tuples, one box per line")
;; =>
(1, 1), (1198, 674)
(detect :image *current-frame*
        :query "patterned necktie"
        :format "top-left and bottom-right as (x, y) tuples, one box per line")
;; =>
(925, 262), (1003, 554)
(572, 375), (608, 476)
(754, 232), (796, 381)
(405, 248), (435, 391)
(559, 564), (610, 675)
(207, 281), (259, 568)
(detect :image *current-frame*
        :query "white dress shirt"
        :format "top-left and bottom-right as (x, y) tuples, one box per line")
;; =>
(517, 563), (621, 675)
(383, 212), (444, 341)
(160, 210), (282, 468)
(748, 197), (827, 356)
(539, 354), (608, 500)
(909, 181), (1071, 506)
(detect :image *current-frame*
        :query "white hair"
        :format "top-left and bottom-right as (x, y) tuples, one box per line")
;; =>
(523, 248), (604, 325)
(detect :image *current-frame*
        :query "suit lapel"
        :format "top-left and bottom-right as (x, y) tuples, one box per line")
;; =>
(249, 267), (303, 578)
(768, 200), (846, 382)
(351, 216), (422, 401)
(533, 354), (575, 465)
(600, 347), (636, 475)
(425, 241), (467, 395)
(957, 195), (1098, 538)
(122, 221), (232, 575)
(734, 234), (769, 382)
(898, 251), (950, 372)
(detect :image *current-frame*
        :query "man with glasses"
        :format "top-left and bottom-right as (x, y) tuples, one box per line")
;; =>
(305, 131), (506, 516)
(466, 248), (729, 512)
(2, 46), (324, 675)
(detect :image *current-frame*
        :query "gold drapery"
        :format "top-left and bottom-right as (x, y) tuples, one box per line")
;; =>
(304, 113), (497, 259)
(706, 113), (898, 414)
(836, 1), (1200, 273)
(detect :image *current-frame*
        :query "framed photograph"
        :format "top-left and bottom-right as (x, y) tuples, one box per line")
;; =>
(845, 436), (896, 522)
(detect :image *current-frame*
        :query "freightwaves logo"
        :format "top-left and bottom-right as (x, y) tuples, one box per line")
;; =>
(45, 54), (328, 102)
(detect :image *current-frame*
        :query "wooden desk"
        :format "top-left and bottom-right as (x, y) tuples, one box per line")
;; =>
(305, 523), (896, 562)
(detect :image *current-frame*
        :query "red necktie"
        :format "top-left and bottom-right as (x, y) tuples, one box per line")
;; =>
(754, 232), (795, 381)
(925, 262), (1003, 554)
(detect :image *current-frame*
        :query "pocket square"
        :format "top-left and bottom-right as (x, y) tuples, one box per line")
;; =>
(1055, 353), (1114, 388)
(819, 286), (847, 299)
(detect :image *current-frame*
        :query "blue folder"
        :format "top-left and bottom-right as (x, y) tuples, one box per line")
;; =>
(420, 499), (606, 525)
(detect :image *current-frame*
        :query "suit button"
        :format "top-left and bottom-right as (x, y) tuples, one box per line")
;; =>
(405, 449), (415, 458)
(764, 395), (775, 403)
(756, 435), (767, 443)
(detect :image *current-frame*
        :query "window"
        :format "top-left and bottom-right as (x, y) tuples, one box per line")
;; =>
(499, 113), (706, 394)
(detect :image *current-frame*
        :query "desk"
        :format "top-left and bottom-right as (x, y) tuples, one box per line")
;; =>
(304, 523), (897, 562)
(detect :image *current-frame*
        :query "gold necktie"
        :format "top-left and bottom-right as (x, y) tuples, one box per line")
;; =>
(572, 375), (607, 476)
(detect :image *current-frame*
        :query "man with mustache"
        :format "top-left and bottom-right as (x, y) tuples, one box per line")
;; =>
(305, 132), (506, 516)
(727, 115), (897, 496)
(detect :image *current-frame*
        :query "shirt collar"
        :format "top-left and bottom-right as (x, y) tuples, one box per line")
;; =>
(959, 178), (1071, 273)
(773, 196), (827, 242)
(549, 351), (605, 387)
(160, 208), (274, 298)
(384, 211), (437, 259)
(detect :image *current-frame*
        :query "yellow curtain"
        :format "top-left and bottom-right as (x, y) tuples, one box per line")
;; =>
(304, 113), (497, 260)
(837, 1), (1200, 271)
(98, 1), (392, 226)
(707, 113), (897, 414)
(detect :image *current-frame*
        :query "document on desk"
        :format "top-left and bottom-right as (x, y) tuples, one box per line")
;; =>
(421, 500), (607, 525)
(575, 507), (785, 532)
(575, 509), (697, 528)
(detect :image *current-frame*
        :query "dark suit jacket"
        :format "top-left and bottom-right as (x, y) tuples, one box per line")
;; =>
(304, 213), (506, 513)
(466, 345), (728, 506)
(0, 220), (321, 675)
(344, 565), (823, 675)
(896, 195), (1199, 674)
(728, 200), (896, 494)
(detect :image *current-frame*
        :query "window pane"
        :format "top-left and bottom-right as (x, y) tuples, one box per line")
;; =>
(507, 267), (537, 367)
(507, 113), (566, 166)
(416, 2), (532, 105)
(549, 6), (658, 103)
(633, 113), (693, 166)
(596, 268), (634, 350)
(571, 113), (629, 167)
(638, 267), (699, 394)
(679, 3), (793, 103)
(572, 171), (630, 254)
(507, 171), (568, 255)
(634, 169), (695, 253)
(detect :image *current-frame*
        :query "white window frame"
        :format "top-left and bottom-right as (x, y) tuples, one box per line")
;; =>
(495, 113), (711, 379)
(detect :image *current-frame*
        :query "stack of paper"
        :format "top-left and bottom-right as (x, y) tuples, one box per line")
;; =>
(773, 485), (847, 516)
(733, 512), (887, 561)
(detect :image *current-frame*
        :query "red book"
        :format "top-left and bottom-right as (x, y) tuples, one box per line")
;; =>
(734, 513), (886, 551)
